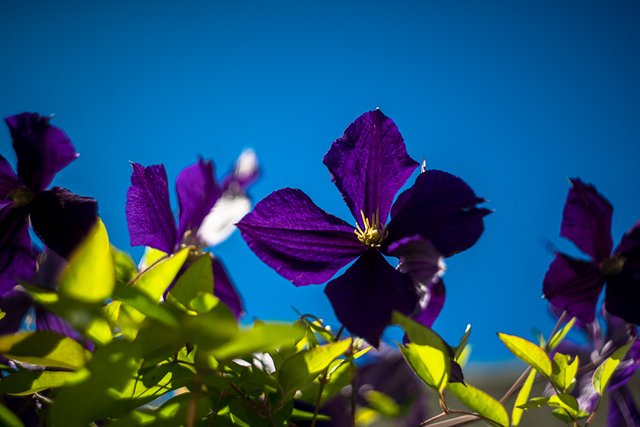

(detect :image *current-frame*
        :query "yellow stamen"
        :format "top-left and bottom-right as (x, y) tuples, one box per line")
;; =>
(354, 209), (388, 248)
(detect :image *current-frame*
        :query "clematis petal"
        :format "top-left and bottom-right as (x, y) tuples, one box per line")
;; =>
(198, 192), (251, 247)
(238, 188), (363, 286)
(608, 386), (640, 427)
(176, 158), (221, 240)
(387, 170), (490, 257)
(413, 278), (446, 328)
(30, 187), (98, 258)
(221, 148), (260, 193)
(0, 289), (31, 334)
(605, 273), (640, 326)
(561, 178), (614, 261)
(324, 251), (419, 347)
(542, 253), (603, 324)
(0, 206), (36, 294)
(614, 222), (640, 258)
(5, 113), (78, 191)
(212, 257), (244, 319)
(387, 235), (444, 288)
(126, 163), (177, 253)
(323, 110), (418, 226)
(0, 155), (21, 198)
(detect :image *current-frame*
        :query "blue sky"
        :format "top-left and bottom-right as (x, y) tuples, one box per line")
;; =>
(1, 0), (639, 361)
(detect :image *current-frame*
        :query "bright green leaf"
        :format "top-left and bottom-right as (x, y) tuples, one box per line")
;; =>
(213, 322), (305, 361)
(0, 332), (89, 370)
(394, 312), (451, 392)
(593, 340), (634, 394)
(498, 333), (552, 377)
(455, 324), (472, 360)
(131, 247), (189, 301)
(548, 393), (588, 419)
(547, 317), (576, 351)
(517, 396), (549, 410)
(112, 246), (138, 286)
(550, 353), (579, 393)
(447, 382), (509, 427)
(365, 390), (402, 417)
(59, 219), (115, 303)
(512, 369), (536, 426)
(113, 282), (180, 329)
(167, 254), (213, 311)
(279, 339), (351, 395)
(0, 370), (74, 395)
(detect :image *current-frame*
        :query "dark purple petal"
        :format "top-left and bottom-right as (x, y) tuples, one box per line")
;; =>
(0, 206), (36, 294)
(212, 257), (244, 319)
(605, 262), (640, 326)
(238, 188), (363, 286)
(126, 163), (177, 253)
(30, 187), (98, 258)
(610, 341), (640, 391)
(0, 155), (21, 198)
(0, 289), (31, 334)
(387, 170), (490, 257)
(608, 386), (640, 427)
(614, 222), (640, 257)
(542, 253), (603, 324)
(387, 235), (444, 287)
(324, 251), (419, 347)
(323, 110), (418, 226)
(413, 278), (446, 329)
(5, 113), (78, 191)
(176, 158), (221, 240)
(561, 178), (614, 261)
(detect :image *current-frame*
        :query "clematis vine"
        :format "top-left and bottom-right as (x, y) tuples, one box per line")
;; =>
(125, 151), (258, 318)
(0, 113), (98, 295)
(238, 109), (489, 346)
(543, 178), (640, 325)
(552, 309), (640, 426)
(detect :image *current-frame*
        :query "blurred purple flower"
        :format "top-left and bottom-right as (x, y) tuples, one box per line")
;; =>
(126, 152), (258, 318)
(238, 110), (489, 346)
(543, 178), (640, 325)
(0, 113), (98, 295)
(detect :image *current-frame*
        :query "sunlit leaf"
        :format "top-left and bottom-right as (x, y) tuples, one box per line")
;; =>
(498, 333), (551, 377)
(548, 393), (589, 419)
(59, 219), (115, 303)
(112, 246), (138, 286)
(447, 382), (509, 427)
(394, 312), (451, 392)
(593, 340), (634, 394)
(547, 317), (576, 351)
(213, 322), (305, 361)
(279, 339), (351, 396)
(455, 324), (472, 360)
(131, 247), (189, 301)
(113, 283), (180, 329)
(0, 404), (23, 427)
(0, 370), (74, 396)
(0, 332), (89, 370)
(512, 369), (536, 426)
(167, 254), (213, 311)
(550, 353), (578, 393)
(365, 390), (402, 417)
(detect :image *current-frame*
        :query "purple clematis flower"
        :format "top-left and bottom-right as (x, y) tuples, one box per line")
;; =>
(0, 113), (98, 295)
(238, 110), (489, 346)
(126, 154), (255, 318)
(543, 178), (640, 325)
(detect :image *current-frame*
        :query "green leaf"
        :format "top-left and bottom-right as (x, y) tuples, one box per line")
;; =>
(447, 382), (509, 427)
(394, 312), (451, 392)
(182, 303), (239, 351)
(113, 282), (180, 329)
(279, 339), (351, 395)
(59, 219), (115, 303)
(112, 245), (138, 286)
(212, 322), (305, 361)
(0, 370), (74, 395)
(167, 254), (213, 311)
(498, 333), (552, 377)
(593, 340), (634, 394)
(550, 353), (579, 393)
(131, 247), (189, 301)
(548, 393), (589, 419)
(365, 390), (402, 417)
(512, 369), (536, 426)
(547, 317), (576, 351)
(517, 396), (549, 410)
(290, 408), (330, 422)
(0, 404), (23, 427)
(0, 332), (89, 370)
(454, 324), (472, 360)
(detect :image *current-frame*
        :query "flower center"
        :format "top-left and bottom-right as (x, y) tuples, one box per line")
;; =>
(10, 187), (35, 208)
(354, 210), (387, 248)
(600, 256), (625, 276)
